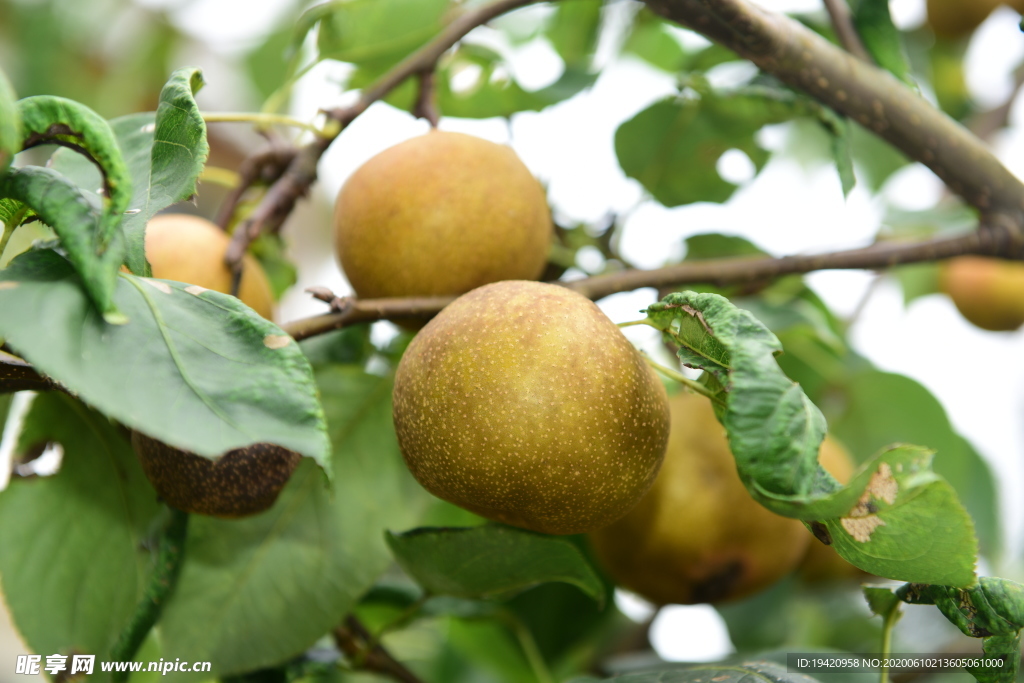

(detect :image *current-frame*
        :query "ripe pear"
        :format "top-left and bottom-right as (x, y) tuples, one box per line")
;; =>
(132, 431), (301, 518)
(589, 392), (813, 605)
(939, 256), (1024, 331)
(392, 280), (670, 535)
(926, 0), (1000, 39)
(798, 437), (866, 582)
(144, 213), (275, 319)
(333, 131), (552, 300)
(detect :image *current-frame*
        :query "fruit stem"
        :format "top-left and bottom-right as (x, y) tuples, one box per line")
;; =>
(201, 112), (327, 136)
(198, 165), (242, 189)
(879, 601), (901, 683)
(109, 507), (190, 682)
(642, 355), (727, 408)
(500, 611), (554, 683)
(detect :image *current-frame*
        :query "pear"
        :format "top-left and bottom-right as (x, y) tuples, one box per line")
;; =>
(392, 280), (670, 535)
(334, 131), (552, 300)
(144, 213), (275, 319)
(132, 432), (301, 518)
(940, 256), (1024, 331)
(589, 392), (813, 605)
(926, 0), (1000, 39)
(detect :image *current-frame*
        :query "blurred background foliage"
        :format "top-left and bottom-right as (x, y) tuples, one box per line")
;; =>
(1, 0), (1022, 681)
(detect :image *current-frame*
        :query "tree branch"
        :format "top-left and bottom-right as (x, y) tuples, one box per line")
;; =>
(332, 615), (425, 683)
(281, 222), (1024, 341)
(642, 0), (1024, 220)
(223, 0), (544, 272)
(821, 0), (871, 62)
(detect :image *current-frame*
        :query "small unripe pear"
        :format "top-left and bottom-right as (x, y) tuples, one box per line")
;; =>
(940, 256), (1024, 331)
(392, 281), (670, 535)
(132, 432), (301, 518)
(334, 131), (552, 300)
(145, 214), (275, 319)
(589, 392), (811, 605)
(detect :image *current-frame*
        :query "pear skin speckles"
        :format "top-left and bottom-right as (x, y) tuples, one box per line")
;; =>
(393, 280), (670, 535)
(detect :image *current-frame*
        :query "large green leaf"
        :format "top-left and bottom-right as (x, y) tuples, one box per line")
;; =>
(0, 67), (18, 174)
(830, 370), (1001, 561)
(316, 0), (452, 70)
(157, 366), (429, 680)
(615, 86), (806, 207)
(0, 165), (125, 322)
(17, 95), (131, 245)
(0, 393), (161, 672)
(0, 249), (329, 467)
(387, 525), (605, 604)
(643, 291), (977, 586)
(851, 0), (913, 86)
(50, 68), (209, 275)
(570, 660), (822, 683)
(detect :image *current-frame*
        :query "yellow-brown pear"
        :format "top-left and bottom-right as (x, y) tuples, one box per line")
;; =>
(940, 256), (1024, 331)
(926, 0), (1000, 39)
(589, 392), (813, 605)
(334, 131), (552, 300)
(144, 213), (275, 319)
(392, 281), (670, 535)
(132, 432), (301, 518)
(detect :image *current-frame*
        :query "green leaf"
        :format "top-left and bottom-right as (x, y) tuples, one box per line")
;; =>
(250, 233), (297, 299)
(545, 0), (602, 69)
(851, 0), (913, 86)
(622, 10), (686, 72)
(437, 44), (597, 119)
(615, 87), (806, 207)
(386, 525), (605, 604)
(974, 633), (1021, 683)
(863, 585), (901, 618)
(897, 577), (1024, 636)
(0, 67), (19, 174)
(644, 291), (978, 586)
(157, 366), (428, 680)
(17, 95), (132, 246)
(568, 660), (822, 683)
(0, 393), (161, 667)
(49, 68), (210, 276)
(0, 249), (330, 468)
(830, 370), (1001, 561)
(316, 0), (452, 69)
(0, 165), (125, 323)
(815, 109), (856, 197)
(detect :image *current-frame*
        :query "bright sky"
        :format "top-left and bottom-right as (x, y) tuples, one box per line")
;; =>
(29, 0), (1024, 666)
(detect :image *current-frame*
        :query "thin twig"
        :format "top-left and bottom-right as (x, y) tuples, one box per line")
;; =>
(280, 222), (1024, 342)
(332, 615), (425, 683)
(968, 63), (1024, 142)
(822, 0), (871, 62)
(223, 0), (544, 276)
(413, 70), (441, 128)
(643, 0), (1024, 218)
(109, 508), (189, 682)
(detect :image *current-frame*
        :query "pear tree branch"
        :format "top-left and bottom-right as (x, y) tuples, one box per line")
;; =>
(641, 0), (1024, 223)
(280, 221), (1024, 341)
(222, 0), (545, 282)
(821, 0), (870, 62)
